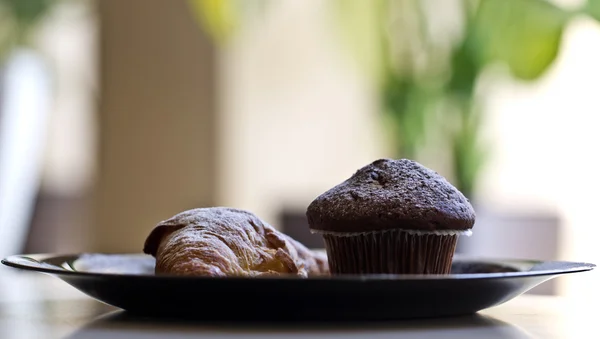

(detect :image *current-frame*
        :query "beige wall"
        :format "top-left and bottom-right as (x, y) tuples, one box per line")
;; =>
(93, 0), (217, 252)
(216, 0), (389, 227)
(92, 0), (388, 253)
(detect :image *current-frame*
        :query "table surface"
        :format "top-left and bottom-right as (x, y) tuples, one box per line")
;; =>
(0, 266), (598, 339)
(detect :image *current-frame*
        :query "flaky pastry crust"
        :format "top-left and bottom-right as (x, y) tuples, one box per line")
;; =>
(143, 207), (328, 277)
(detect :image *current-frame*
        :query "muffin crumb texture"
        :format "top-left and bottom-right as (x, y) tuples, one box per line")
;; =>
(306, 159), (475, 233)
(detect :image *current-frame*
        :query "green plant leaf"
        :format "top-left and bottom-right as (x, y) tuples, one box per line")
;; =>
(382, 73), (443, 158)
(472, 0), (570, 80)
(188, 0), (240, 42)
(187, 0), (271, 43)
(585, 0), (600, 21)
(450, 101), (487, 198)
(0, 0), (57, 62)
(0, 0), (54, 27)
(448, 37), (480, 99)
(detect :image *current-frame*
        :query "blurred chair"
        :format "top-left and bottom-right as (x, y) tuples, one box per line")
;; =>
(279, 208), (325, 250)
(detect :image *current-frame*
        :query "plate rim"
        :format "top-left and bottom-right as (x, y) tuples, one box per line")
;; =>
(1, 253), (595, 282)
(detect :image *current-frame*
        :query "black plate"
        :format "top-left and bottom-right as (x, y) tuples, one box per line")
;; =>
(2, 253), (595, 321)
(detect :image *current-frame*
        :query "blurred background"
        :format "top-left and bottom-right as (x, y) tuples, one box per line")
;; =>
(0, 0), (599, 298)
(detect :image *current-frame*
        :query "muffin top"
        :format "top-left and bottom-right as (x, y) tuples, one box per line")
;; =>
(306, 159), (475, 233)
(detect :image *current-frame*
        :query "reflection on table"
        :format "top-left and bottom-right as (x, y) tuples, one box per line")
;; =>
(65, 311), (530, 339)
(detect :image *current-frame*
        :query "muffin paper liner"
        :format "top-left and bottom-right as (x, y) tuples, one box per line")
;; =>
(318, 228), (461, 275)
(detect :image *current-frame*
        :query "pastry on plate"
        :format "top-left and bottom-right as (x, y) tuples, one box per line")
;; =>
(306, 158), (475, 275)
(143, 207), (328, 277)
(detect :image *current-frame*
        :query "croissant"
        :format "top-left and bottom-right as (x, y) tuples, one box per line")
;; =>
(143, 207), (329, 277)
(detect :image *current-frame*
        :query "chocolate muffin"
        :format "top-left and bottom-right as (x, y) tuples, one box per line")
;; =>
(306, 158), (475, 275)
